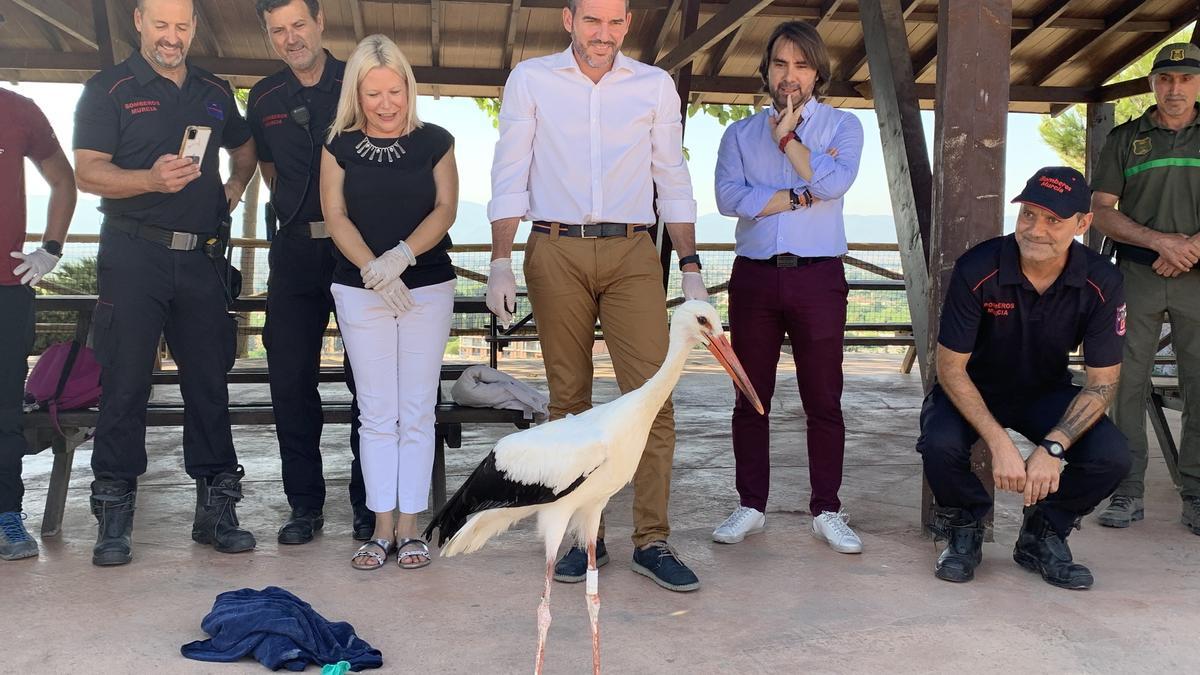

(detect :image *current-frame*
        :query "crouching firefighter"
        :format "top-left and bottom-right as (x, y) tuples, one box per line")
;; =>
(71, 0), (259, 566)
(916, 167), (1132, 590)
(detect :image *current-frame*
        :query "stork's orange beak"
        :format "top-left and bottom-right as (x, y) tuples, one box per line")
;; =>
(705, 333), (764, 415)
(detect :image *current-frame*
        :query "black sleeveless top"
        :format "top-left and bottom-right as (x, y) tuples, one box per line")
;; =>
(325, 123), (454, 289)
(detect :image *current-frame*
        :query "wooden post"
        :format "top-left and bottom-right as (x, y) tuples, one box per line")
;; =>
(659, 0), (700, 291)
(860, 0), (934, 388)
(923, 0), (1012, 538)
(1084, 102), (1115, 251)
(91, 0), (115, 69)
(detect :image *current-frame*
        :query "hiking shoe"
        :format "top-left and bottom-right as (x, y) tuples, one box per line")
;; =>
(712, 506), (765, 544)
(929, 507), (984, 583)
(1183, 496), (1200, 535)
(1097, 495), (1144, 528)
(277, 508), (324, 545)
(553, 539), (608, 583)
(811, 510), (863, 553)
(1013, 507), (1093, 590)
(0, 512), (38, 561)
(631, 540), (700, 592)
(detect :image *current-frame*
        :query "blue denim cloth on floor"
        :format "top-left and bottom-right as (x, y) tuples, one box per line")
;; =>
(180, 587), (383, 671)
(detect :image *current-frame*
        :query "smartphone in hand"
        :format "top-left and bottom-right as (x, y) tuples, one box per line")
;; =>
(178, 125), (212, 165)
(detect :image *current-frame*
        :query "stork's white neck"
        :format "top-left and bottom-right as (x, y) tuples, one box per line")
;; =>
(625, 328), (693, 419)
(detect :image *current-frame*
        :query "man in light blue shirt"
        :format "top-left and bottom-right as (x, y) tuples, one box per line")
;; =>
(711, 21), (865, 554)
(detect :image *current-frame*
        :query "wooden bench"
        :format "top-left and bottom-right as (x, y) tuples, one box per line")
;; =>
(25, 295), (532, 536)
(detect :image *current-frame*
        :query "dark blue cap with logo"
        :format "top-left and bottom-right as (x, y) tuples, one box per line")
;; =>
(1011, 166), (1091, 219)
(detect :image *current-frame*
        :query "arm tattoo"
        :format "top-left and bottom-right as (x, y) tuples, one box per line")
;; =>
(1051, 378), (1120, 443)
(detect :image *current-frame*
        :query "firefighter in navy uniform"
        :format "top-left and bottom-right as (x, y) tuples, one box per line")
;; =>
(72, 0), (258, 566)
(248, 0), (373, 544)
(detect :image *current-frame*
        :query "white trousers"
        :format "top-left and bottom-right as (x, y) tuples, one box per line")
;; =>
(331, 279), (456, 514)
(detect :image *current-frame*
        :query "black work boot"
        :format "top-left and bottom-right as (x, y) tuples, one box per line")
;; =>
(352, 503), (375, 542)
(1013, 506), (1093, 590)
(277, 508), (324, 545)
(91, 479), (136, 567)
(192, 466), (256, 554)
(930, 507), (984, 583)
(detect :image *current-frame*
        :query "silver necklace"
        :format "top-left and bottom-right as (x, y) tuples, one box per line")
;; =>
(355, 135), (406, 163)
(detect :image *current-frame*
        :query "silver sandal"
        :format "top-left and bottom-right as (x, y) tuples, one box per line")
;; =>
(351, 538), (392, 571)
(396, 537), (432, 569)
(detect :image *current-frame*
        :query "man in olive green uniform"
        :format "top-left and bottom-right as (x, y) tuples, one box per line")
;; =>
(1091, 42), (1200, 534)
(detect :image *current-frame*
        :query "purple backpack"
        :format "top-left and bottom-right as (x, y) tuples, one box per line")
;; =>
(25, 340), (102, 437)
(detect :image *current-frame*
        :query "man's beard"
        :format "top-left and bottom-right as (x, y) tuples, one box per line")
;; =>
(149, 42), (185, 68)
(572, 36), (617, 69)
(770, 84), (811, 112)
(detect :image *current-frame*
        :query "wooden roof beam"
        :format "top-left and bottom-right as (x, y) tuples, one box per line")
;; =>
(814, 0), (847, 32)
(835, 0), (920, 81)
(431, 0), (442, 67)
(501, 0), (522, 69)
(706, 23), (745, 77)
(645, 0), (682, 65)
(193, 0), (224, 58)
(655, 0), (776, 73)
(1024, 0), (1146, 86)
(12, 0), (98, 50)
(350, 0), (366, 42)
(1009, 0), (1072, 53)
(1092, 10), (1200, 101)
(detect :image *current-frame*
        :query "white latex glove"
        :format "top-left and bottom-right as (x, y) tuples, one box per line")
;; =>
(10, 248), (60, 287)
(375, 276), (415, 316)
(682, 271), (708, 302)
(486, 257), (517, 328)
(361, 240), (416, 289)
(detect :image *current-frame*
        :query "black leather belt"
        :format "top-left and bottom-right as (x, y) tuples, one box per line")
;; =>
(532, 221), (650, 238)
(1113, 241), (1157, 266)
(103, 216), (208, 251)
(756, 254), (837, 268)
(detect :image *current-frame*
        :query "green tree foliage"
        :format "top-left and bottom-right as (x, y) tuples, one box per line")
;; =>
(1039, 28), (1190, 169)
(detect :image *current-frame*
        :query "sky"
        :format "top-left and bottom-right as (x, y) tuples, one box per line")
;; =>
(4, 79), (1062, 239)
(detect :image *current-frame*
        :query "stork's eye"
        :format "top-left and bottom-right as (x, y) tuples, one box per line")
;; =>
(697, 316), (710, 327)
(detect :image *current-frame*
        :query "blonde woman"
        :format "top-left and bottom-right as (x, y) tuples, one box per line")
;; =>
(320, 34), (457, 570)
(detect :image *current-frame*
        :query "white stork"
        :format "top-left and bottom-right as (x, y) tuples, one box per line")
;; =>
(424, 300), (763, 675)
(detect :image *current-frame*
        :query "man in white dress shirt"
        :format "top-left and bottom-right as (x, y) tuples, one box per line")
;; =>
(485, 0), (707, 592)
(711, 21), (866, 553)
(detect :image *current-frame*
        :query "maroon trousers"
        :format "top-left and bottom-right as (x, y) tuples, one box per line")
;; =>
(729, 256), (848, 516)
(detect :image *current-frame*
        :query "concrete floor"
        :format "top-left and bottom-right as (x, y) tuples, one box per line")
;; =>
(3, 353), (1199, 674)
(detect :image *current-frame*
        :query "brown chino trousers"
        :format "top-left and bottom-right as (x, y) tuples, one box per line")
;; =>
(524, 230), (675, 547)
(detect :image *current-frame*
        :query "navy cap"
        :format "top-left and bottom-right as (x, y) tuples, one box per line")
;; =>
(1011, 166), (1091, 219)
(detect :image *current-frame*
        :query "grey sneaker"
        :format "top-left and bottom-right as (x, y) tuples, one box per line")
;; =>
(811, 510), (863, 554)
(712, 506), (765, 544)
(1097, 495), (1144, 528)
(0, 512), (39, 561)
(1182, 497), (1200, 535)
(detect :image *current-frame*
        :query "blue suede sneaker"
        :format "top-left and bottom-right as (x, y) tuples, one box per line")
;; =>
(632, 540), (700, 592)
(553, 539), (609, 583)
(0, 512), (38, 561)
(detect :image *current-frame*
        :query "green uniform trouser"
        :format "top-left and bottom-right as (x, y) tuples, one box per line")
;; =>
(1114, 260), (1200, 499)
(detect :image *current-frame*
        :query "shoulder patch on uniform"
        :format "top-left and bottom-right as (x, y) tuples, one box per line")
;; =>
(1132, 137), (1152, 156)
(1116, 303), (1127, 336)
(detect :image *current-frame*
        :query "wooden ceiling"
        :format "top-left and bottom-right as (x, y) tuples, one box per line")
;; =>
(0, 0), (1196, 112)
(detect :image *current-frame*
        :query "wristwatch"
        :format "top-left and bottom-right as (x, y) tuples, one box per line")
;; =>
(678, 254), (702, 271)
(42, 240), (63, 256)
(788, 189), (801, 211)
(1039, 439), (1066, 459)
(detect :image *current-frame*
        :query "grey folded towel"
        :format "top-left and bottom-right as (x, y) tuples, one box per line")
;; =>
(451, 365), (549, 421)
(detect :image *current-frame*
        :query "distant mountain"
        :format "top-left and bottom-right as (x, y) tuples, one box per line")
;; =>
(26, 196), (1018, 244)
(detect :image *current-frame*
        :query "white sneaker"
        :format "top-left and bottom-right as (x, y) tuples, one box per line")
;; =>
(712, 506), (765, 544)
(811, 511), (863, 554)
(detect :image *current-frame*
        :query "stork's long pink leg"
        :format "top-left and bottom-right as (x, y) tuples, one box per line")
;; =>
(535, 559), (553, 675)
(586, 540), (601, 675)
